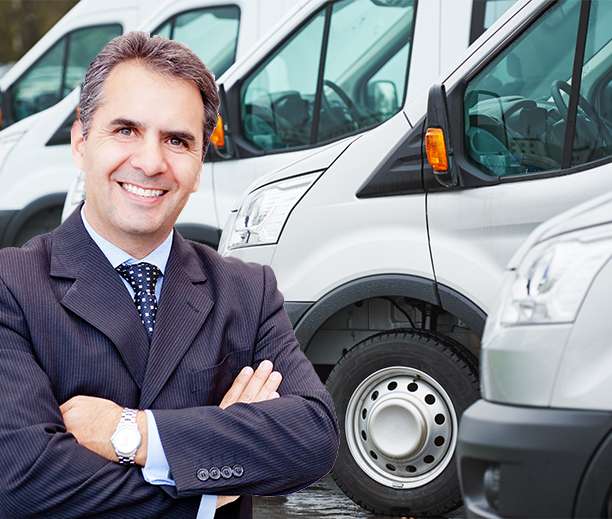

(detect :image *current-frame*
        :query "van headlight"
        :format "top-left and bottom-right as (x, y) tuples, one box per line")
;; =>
(227, 171), (321, 250)
(500, 230), (612, 326)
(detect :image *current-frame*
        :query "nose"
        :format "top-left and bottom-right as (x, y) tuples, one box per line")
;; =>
(129, 133), (168, 177)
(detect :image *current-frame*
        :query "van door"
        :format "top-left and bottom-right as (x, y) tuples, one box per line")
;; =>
(207, 0), (418, 234)
(427, 0), (612, 314)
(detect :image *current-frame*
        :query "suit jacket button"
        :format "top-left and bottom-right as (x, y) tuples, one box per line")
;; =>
(221, 466), (233, 479)
(196, 468), (209, 482)
(209, 466), (221, 480)
(232, 464), (244, 477)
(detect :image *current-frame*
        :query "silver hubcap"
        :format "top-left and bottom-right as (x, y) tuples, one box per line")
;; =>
(345, 366), (458, 489)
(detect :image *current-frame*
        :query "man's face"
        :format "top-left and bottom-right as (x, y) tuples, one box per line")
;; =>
(72, 61), (205, 250)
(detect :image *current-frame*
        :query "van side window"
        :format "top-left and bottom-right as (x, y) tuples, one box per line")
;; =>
(570, 0), (612, 166)
(10, 24), (121, 124)
(151, 6), (240, 78)
(64, 26), (123, 95)
(241, 10), (325, 150)
(464, 0), (612, 177)
(465, 0), (581, 176)
(317, 0), (415, 142)
(241, 0), (416, 153)
(10, 38), (65, 122)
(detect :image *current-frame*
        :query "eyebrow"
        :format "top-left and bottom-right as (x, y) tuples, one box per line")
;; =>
(108, 118), (197, 145)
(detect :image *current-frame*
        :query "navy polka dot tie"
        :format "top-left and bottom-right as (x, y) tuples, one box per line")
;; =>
(115, 262), (162, 341)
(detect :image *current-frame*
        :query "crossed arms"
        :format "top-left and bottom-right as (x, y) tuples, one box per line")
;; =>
(0, 266), (339, 518)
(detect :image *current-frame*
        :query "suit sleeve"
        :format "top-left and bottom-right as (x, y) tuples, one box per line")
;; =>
(152, 264), (340, 497)
(0, 276), (199, 519)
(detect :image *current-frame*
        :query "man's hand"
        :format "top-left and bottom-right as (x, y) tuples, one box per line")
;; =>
(60, 395), (147, 463)
(216, 359), (283, 510)
(220, 359), (282, 409)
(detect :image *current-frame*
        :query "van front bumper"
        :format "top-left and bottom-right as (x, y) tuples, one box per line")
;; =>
(457, 399), (612, 518)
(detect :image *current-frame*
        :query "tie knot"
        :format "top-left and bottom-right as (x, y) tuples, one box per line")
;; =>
(115, 262), (162, 295)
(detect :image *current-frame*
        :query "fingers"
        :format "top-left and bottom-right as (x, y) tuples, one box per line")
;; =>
(219, 366), (253, 410)
(219, 360), (283, 410)
(251, 371), (282, 403)
(238, 360), (274, 404)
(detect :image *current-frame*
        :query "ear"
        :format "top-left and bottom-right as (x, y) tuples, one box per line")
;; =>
(70, 117), (86, 171)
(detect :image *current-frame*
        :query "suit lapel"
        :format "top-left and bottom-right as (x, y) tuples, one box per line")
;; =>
(50, 208), (150, 387)
(139, 233), (213, 409)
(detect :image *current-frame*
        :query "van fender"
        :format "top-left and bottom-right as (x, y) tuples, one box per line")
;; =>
(1, 192), (66, 246)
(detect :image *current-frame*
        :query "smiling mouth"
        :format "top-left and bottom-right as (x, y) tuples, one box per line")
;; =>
(119, 182), (168, 198)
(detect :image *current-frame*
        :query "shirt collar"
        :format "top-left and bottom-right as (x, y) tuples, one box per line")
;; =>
(80, 206), (173, 274)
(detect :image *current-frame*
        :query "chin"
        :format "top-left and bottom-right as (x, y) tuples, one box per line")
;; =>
(114, 215), (165, 237)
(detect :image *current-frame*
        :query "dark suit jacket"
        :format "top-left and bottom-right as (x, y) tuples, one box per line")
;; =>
(0, 208), (338, 518)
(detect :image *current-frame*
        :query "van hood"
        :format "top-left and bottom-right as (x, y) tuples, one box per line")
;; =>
(508, 191), (612, 269)
(238, 135), (359, 204)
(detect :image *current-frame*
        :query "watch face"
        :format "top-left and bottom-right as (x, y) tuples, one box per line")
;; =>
(112, 428), (141, 454)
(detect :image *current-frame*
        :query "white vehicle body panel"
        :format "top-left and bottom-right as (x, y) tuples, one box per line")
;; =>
(481, 193), (612, 411)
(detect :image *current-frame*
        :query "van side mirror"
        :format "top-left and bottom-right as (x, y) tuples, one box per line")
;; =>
(425, 84), (458, 187)
(366, 80), (399, 118)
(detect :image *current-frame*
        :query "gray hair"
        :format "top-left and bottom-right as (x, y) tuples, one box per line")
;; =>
(79, 31), (220, 160)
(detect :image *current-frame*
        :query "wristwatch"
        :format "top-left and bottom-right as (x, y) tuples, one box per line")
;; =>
(111, 408), (141, 465)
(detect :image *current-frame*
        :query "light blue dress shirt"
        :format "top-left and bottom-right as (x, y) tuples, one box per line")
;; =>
(81, 208), (217, 519)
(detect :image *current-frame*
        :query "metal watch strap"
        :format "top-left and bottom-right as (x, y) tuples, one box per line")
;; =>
(117, 408), (139, 465)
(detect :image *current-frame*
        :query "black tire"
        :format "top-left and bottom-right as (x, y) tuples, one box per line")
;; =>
(326, 330), (479, 517)
(14, 205), (63, 246)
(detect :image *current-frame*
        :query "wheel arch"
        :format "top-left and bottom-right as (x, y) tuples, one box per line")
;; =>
(293, 274), (487, 360)
(1, 192), (66, 247)
(574, 427), (612, 517)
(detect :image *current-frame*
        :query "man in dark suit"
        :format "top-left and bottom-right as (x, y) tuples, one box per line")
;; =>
(0, 32), (338, 518)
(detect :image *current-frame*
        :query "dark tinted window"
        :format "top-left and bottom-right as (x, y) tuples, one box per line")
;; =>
(241, 0), (416, 153)
(10, 24), (121, 124)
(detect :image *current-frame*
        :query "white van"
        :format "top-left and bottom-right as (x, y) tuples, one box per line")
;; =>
(0, 0), (296, 246)
(219, 0), (612, 515)
(62, 0), (516, 249)
(457, 191), (612, 519)
(0, 0), (150, 129)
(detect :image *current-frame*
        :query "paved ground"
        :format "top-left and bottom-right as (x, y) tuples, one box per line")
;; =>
(253, 475), (465, 518)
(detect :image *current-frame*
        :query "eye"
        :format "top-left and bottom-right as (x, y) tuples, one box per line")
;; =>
(117, 127), (133, 137)
(168, 136), (187, 148)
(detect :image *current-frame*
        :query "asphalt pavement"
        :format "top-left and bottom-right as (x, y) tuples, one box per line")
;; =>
(253, 475), (465, 518)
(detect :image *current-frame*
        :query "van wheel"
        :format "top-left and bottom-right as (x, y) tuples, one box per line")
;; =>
(14, 206), (63, 246)
(326, 330), (479, 517)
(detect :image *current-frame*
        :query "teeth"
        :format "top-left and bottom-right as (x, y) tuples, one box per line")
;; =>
(122, 183), (164, 198)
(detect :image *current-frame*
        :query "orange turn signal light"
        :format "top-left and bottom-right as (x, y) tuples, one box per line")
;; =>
(210, 114), (225, 148)
(425, 127), (449, 173)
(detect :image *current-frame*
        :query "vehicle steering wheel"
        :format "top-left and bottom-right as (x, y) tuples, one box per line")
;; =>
(322, 79), (360, 128)
(550, 80), (610, 157)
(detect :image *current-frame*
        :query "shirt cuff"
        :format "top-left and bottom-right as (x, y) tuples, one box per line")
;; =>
(141, 409), (176, 486)
(141, 410), (218, 516)
(197, 495), (217, 519)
